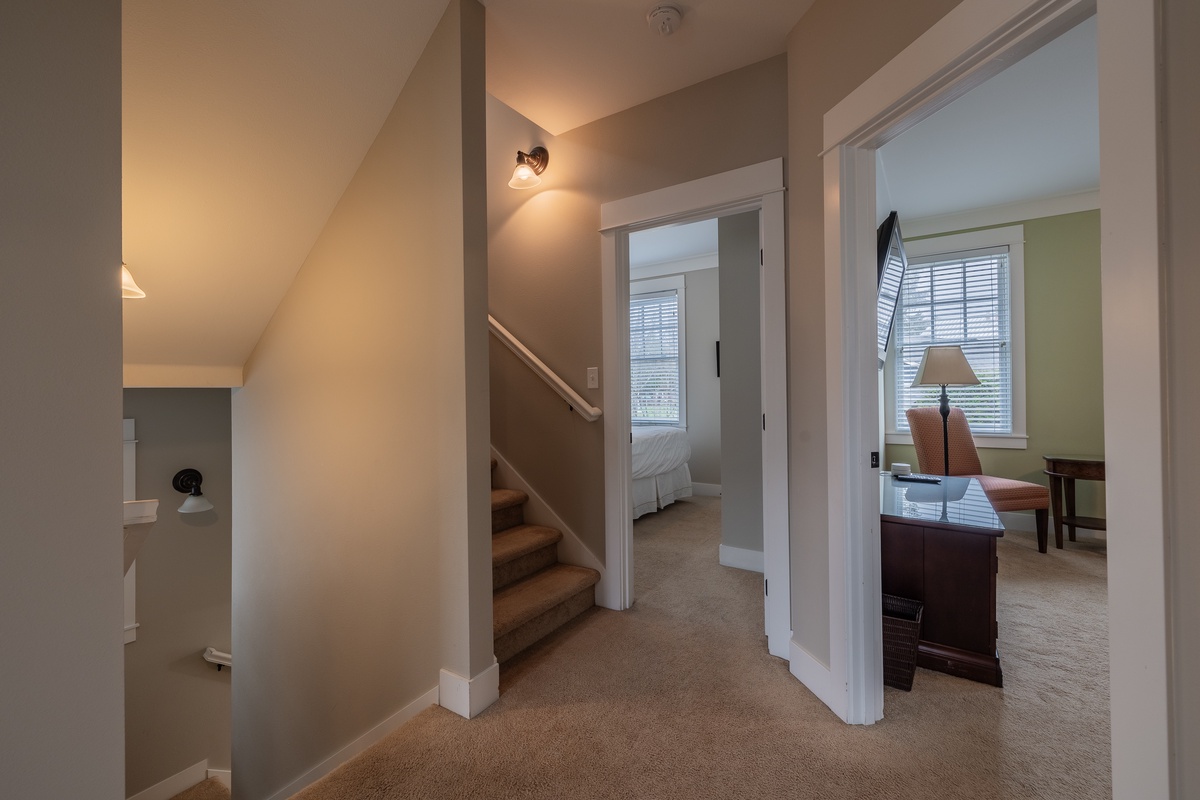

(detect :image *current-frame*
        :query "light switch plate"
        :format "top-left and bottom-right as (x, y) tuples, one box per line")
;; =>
(586, 367), (599, 389)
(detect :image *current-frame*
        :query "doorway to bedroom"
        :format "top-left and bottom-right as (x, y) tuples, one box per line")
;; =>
(627, 211), (765, 585)
(599, 158), (790, 660)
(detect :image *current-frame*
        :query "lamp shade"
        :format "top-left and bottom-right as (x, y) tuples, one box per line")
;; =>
(910, 345), (980, 388)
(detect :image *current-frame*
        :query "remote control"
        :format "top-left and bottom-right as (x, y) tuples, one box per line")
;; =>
(894, 474), (941, 484)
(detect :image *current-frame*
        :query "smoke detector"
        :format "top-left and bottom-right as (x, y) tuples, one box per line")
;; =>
(647, 5), (682, 36)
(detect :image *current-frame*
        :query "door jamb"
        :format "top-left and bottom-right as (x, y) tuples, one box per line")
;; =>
(598, 159), (792, 659)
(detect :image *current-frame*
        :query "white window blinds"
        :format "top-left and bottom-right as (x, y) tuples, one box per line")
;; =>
(630, 289), (682, 425)
(894, 246), (1013, 435)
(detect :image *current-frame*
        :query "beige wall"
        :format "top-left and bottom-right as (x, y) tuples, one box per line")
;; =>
(887, 210), (1105, 522)
(786, 0), (962, 666)
(487, 55), (787, 560)
(230, 2), (491, 797)
(1164, 0), (1200, 790)
(123, 389), (232, 796)
(0, 3), (125, 797)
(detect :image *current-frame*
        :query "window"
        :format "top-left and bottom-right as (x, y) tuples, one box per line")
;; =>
(630, 275), (686, 426)
(886, 226), (1026, 449)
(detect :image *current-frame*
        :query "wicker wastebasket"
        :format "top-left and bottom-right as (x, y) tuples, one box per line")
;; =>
(882, 594), (923, 691)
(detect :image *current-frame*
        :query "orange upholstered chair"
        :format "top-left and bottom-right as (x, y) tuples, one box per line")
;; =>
(905, 406), (1051, 552)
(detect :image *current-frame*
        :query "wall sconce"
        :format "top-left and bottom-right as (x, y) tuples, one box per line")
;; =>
(172, 468), (214, 514)
(121, 262), (146, 299)
(508, 146), (548, 189)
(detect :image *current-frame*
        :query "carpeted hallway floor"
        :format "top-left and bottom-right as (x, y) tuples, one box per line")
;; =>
(293, 495), (1110, 799)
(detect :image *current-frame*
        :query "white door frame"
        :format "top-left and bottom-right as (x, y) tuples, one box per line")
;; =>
(599, 158), (792, 659)
(821, 1), (1172, 793)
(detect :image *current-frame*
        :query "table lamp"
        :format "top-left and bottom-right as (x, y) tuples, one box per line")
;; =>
(911, 345), (980, 476)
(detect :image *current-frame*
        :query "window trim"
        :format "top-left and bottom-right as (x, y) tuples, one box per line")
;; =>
(630, 274), (686, 428)
(884, 225), (1026, 450)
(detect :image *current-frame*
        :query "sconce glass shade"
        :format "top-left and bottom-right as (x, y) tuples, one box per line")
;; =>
(121, 263), (146, 299)
(178, 492), (215, 514)
(508, 146), (548, 189)
(172, 468), (214, 513)
(508, 162), (542, 189)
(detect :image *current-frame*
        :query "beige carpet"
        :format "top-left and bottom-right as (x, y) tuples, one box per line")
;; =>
(293, 495), (1110, 799)
(169, 777), (230, 800)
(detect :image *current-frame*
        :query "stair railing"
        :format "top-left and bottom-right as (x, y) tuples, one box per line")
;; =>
(488, 314), (602, 422)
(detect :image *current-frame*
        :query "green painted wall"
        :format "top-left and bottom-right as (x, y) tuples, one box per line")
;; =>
(887, 209), (1106, 524)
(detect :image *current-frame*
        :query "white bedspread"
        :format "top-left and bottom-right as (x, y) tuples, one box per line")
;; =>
(631, 426), (691, 480)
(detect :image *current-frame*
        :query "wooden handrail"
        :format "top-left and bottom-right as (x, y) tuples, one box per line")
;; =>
(488, 315), (602, 422)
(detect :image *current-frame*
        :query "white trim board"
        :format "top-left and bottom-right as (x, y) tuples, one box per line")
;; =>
(439, 661), (499, 720)
(600, 158), (792, 663)
(691, 482), (721, 497)
(264, 686), (439, 800)
(127, 761), (209, 800)
(719, 544), (764, 574)
(903, 189), (1100, 238)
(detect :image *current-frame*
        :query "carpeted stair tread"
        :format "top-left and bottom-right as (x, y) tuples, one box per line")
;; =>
(493, 564), (600, 639)
(492, 524), (562, 566)
(491, 488), (527, 512)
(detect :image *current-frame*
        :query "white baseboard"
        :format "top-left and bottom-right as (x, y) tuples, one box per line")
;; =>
(718, 543), (764, 574)
(439, 660), (500, 719)
(128, 760), (208, 800)
(998, 510), (1107, 542)
(490, 447), (611, 607)
(265, 685), (439, 800)
(206, 769), (231, 790)
(789, 640), (846, 722)
(691, 482), (722, 497)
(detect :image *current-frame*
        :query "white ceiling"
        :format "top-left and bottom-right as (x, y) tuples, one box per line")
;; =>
(121, 0), (816, 381)
(483, 0), (816, 135)
(877, 15), (1098, 223)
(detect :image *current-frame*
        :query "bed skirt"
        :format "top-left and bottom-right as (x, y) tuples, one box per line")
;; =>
(632, 462), (694, 519)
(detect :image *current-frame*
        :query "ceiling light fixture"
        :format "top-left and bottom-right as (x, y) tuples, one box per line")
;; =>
(172, 468), (215, 514)
(121, 262), (146, 299)
(508, 146), (549, 189)
(647, 5), (682, 36)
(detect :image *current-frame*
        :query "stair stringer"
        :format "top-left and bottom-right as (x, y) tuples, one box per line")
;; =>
(489, 447), (611, 609)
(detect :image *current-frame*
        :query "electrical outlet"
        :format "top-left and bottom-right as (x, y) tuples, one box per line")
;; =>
(587, 367), (599, 389)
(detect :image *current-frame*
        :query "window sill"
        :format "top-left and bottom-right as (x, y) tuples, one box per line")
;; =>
(886, 432), (1028, 450)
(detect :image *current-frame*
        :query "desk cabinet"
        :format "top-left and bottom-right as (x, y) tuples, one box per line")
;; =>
(881, 518), (1003, 687)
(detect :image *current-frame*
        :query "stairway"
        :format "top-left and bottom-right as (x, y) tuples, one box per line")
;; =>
(491, 462), (600, 663)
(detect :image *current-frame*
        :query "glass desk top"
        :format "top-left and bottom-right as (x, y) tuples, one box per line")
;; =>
(880, 473), (1002, 533)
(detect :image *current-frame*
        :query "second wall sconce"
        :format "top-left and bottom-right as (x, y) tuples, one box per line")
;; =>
(508, 146), (549, 189)
(173, 468), (215, 514)
(122, 262), (146, 299)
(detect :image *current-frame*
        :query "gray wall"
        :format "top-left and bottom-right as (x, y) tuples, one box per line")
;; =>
(487, 56), (788, 561)
(785, 0), (962, 666)
(1165, 0), (1200, 790)
(123, 389), (232, 796)
(683, 268), (721, 486)
(0, 3), (125, 797)
(230, 2), (491, 797)
(718, 212), (764, 553)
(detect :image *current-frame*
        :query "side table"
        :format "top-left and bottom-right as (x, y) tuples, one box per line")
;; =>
(1042, 455), (1106, 549)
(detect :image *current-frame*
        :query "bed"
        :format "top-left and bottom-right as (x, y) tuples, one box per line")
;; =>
(631, 426), (693, 519)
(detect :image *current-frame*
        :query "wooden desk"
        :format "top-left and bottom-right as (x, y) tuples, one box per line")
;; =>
(881, 475), (1004, 687)
(1042, 455), (1106, 549)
